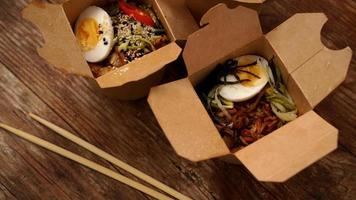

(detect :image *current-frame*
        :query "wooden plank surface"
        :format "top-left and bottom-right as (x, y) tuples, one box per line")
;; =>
(0, 0), (355, 199)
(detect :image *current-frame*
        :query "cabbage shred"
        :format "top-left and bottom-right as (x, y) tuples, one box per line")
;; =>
(105, 2), (168, 63)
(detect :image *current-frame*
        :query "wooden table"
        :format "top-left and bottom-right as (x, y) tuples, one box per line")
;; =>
(0, 0), (355, 199)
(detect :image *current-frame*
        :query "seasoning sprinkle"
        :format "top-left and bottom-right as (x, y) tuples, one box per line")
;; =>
(86, 1), (169, 78)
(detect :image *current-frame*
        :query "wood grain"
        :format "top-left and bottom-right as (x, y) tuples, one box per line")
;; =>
(0, 0), (355, 199)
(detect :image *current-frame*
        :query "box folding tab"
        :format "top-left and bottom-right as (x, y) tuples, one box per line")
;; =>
(148, 5), (352, 182)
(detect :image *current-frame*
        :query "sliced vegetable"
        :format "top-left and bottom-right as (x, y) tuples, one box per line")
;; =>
(271, 101), (286, 112)
(271, 104), (297, 122)
(215, 86), (232, 120)
(137, 38), (155, 51)
(118, 41), (129, 51)
(118, 0), (155, 27)
(266, 94), (296, 110)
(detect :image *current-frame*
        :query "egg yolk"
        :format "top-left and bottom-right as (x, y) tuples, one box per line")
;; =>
(238, 65), (265, 87)
(76, 18), (99, 51)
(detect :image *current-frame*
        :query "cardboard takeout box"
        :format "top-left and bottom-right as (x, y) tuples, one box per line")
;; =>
(148, 5), (352, 182)
(22, 0), (198, 100)
(186, 0), (265, 22)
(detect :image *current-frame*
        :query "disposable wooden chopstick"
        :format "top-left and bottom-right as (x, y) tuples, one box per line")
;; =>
(29, 113), (191, 200)
(0, 123), (173, 200)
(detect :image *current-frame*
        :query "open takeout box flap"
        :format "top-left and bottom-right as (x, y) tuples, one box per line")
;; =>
(186, 0), (266, 22)
(290, 47), (352, 108)
(234, 110), (338, 182)
(183, 5), (262, 78)
(96, 42), (181, 88)
(266, 13), (329, 75)
(148, 0), (199, 42)
(266, 12), (352, 108)
(148, 78), (230, 162)
(22, 0), (93, 78)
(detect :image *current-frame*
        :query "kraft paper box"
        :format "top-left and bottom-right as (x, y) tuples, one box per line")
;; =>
(22, 0), (198, 100)
(186, 0), (265, 21)
(148, 5), (352, 182)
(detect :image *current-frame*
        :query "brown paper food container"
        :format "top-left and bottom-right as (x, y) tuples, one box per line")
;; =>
(22, 0), (199, 100)
(185, 0), (266, 22)
(148, 5), (352, 182)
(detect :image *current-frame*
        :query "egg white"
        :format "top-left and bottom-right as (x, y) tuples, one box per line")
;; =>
(219, 55), (269, 102)
(75, 6), (114, 63)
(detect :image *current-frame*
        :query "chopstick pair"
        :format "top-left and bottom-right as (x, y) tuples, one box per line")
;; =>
(0, 113), (191, 200)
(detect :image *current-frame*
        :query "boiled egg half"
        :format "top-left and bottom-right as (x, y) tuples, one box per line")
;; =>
(219, 55), (269, 102)
(74, 6), (114, 63)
